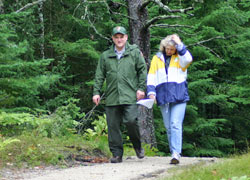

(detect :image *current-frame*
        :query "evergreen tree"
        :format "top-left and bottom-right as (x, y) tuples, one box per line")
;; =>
(0, 14), (59, 112)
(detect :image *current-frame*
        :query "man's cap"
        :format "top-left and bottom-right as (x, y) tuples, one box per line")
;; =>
(112, 26), (127, 35)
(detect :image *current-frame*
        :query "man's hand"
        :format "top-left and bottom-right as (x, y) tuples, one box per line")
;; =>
(92, 95), (101, 106)
(136, 90), (145, 101)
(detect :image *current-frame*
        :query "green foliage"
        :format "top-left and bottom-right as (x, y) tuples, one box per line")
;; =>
(0, 0), (249, 159)
(163, 152), (250, 180)
(0, 14), (60, 110)
(0, 98), (82, 138)
(142, 144), (164, 157)
(221, 176), (250, 180)
(0, 112), (38, 136)
(0, 138), (20, 151)
(83, 115), (110, 156)
(0, 134), (102, 168)
(0, 135), (62, 167)
(36, 98), (82, 138)
(84, 115), (108, 139)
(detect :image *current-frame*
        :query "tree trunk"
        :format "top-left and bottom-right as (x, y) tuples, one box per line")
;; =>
(127, 0), (151, 64)
(38, 1), (45, 59)
(127, 0), (156, 147)
(138, 105), (157, 147)
(0, 0), (4, 14)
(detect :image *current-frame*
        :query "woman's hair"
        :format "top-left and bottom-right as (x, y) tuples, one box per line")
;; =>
(159, 34), (179, 52)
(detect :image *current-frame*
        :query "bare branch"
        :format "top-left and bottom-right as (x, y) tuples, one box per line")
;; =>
(187, 35), (236, 47)
(150, 24), (193, 29)
(15, 0), (47, 13)
(103, 0), (135, 20)
(187, 35), (236, 62)
(140, 0), (152, 11)
(73, 2), (82, 17)
(145, 15), (181, 29)
(200, 44), (225, 62)
(150, 0), (193, 13)
(82, 0), (106, 4)
(82, 0), (134, 20)
(175, 29), (197, 36)
(86, 15), (111, 43)
(77, 93), (105, 134)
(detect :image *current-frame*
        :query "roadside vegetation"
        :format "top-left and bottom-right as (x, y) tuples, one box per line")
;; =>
(0, 99), (160, 172)
(163, 152), (250, 180)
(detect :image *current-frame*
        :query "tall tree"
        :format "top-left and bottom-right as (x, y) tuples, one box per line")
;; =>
(0, 14), (58, 111)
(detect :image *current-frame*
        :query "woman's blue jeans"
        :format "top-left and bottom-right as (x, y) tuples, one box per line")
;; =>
(160, 102), (186, 155)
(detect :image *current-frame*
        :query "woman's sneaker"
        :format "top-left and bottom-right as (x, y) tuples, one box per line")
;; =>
(170, 152), (180, 164)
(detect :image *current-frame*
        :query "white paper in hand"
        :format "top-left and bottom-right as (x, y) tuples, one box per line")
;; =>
(136, 99), (155, 109)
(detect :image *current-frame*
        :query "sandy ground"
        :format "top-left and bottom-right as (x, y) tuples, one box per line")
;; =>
(0, 156), (218, 180)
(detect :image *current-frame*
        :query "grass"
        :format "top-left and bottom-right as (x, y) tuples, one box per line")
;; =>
(0, 133), (111, 169)
(162, 152), (250, 180)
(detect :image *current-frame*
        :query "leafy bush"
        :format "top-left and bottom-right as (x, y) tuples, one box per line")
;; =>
(0, 98), (83, 138)
(0, 112), (38, 136)
(84, 115), (110, 156)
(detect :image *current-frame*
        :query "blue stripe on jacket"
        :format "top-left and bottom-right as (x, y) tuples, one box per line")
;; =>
(147, 81), (190, 106)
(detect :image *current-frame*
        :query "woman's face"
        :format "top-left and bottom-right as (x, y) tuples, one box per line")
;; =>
(165, 45), (176, 56)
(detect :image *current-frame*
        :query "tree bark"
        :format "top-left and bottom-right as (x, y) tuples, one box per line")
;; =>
(138, 105), (157, 147)
(127, 0), (151, 64)
(0, 0), (4, 14)
(127, 0), (156, 147)
(38, 1), (45, 59)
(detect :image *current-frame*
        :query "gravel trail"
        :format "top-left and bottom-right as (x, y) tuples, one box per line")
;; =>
(0, 156), (218, 180)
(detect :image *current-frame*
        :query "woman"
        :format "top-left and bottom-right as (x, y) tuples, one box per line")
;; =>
(147, 34), (193, 164)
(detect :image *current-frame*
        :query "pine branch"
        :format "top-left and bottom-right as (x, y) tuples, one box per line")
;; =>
(15, 0), (47, 13)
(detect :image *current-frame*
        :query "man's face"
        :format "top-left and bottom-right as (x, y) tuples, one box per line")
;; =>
(112, 33), (128, 51)
(165, 45), (176, 56)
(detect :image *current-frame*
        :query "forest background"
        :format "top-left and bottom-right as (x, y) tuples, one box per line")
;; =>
(0, 0), (250, 167)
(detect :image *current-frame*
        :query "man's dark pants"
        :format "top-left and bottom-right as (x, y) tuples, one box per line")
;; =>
(105, 104), (141, 157)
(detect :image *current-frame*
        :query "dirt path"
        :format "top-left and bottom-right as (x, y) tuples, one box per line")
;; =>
(0, 156), (218, 180)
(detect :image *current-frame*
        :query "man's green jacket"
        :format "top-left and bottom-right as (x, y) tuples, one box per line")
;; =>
(93, 43), (147, 106)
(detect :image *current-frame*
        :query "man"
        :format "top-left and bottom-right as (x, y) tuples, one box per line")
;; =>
(92, 26), (147, 163)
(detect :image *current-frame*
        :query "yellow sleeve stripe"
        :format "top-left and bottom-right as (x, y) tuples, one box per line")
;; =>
(148, 55), (165, 74)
